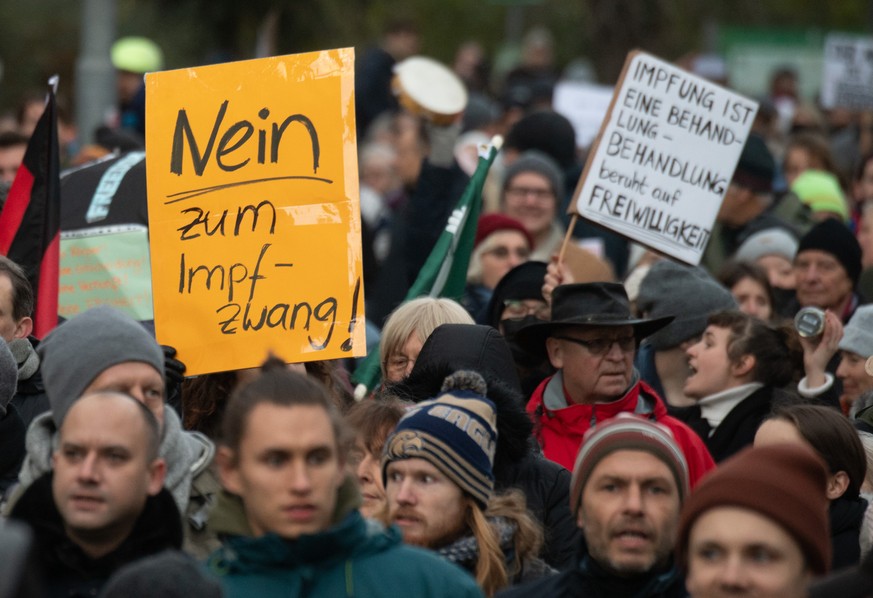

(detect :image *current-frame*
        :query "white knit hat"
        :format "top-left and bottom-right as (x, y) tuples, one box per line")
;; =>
(839, 305), (873, 358)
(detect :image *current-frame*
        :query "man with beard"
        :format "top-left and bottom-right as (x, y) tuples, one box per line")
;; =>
(384, 371), (553, 595)
(499, 414), (689, 597)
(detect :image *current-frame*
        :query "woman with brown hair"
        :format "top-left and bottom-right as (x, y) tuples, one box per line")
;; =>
(783, 132), (843, 188)
(683, 310), (802, 461)
(717, 261), (777, 323)
(344, 397), (409, 521)
(756, 403), (868, 570)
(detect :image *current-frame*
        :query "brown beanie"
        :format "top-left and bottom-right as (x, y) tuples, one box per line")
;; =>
(676, 443), (831, 575)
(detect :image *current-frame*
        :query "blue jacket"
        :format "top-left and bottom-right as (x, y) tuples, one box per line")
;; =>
(207, 489), (483, 598)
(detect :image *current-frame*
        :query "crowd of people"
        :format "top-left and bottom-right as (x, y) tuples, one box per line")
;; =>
(4, 17), (873, 598)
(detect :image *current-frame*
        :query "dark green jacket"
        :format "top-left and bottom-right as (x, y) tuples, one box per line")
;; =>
(207, 477), (484, 598)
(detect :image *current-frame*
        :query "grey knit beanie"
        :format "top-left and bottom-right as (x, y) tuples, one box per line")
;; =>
(735, 228), (799, 263)
(637, 261), (737, 350)
(502, 150), (564, 200)
(839, 305), (873, 358)
(0, 341), (18, 415)
(38, 306), (164, 426)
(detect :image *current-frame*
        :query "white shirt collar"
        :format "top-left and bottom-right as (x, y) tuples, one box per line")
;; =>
(698, 382), (764, 430)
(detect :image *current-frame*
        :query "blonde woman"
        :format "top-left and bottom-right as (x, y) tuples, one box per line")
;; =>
(380, 297), (473, 383)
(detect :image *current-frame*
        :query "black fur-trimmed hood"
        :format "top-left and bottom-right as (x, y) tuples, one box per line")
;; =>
(388, 324), (533, 477)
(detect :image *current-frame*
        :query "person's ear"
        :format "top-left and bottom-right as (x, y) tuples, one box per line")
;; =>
(731, 354), (756, 379)
(546, 337), (564, 370)
(217, 446), (243, 495)
(14, 316), (32, 339)
(575, 506), (586, 530)
(826, 471), (850, 500)
(147, 458), (167, 496)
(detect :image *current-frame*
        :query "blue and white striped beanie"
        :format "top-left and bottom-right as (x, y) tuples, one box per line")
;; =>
(382, 370), (498, 508)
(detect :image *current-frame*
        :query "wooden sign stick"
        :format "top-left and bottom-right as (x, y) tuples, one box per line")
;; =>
(557, 213), (578, 266)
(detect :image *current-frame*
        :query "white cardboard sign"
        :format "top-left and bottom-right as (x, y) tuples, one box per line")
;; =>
(553, 81), (614, 149)
(570, 51), (758, 265)
(821, 34), (873, 110)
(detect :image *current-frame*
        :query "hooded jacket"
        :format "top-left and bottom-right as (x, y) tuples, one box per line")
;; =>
(10, 471), (183, 598)
(207, 476), (483, 598)
(527, 372), (715, 487)
(389, 323), (579, 568)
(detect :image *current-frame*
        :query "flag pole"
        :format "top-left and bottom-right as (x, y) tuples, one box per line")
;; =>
(351, 135), (502, 399)
(0, 76), (61, 338)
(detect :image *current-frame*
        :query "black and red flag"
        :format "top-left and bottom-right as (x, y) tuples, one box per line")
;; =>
(0, 77), (61, 338)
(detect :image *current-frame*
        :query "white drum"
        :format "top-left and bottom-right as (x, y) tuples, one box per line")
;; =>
(392, 56), (468, 125)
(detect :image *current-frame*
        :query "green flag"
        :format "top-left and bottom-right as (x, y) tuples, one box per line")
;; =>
(352, 141), (500, 397)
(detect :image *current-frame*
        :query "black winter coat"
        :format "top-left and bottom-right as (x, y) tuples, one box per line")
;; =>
(10, 472), (183, 598)
(831, 495), (867, 571)
(497, 542), (688, 598)
(496, 447), (578, 568)
(0, 405), (25, 494)
(680, 386), (797, 463)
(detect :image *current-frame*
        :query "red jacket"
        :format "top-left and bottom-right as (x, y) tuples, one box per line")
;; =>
(526, 373), (715, 488)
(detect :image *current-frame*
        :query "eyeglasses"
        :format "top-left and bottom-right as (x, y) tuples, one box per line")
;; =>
(484, 246), (531, 260)
(347, 447), (366, 466)
(503, 299), (550, 319)
(347, 444), (381, 466)
(552, 335), (636, 356)
(505, 186), (554, 201)
(384, 355), (415, 375)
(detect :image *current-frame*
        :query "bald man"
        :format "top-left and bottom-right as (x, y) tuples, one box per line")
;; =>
(10, 392), (183, 596)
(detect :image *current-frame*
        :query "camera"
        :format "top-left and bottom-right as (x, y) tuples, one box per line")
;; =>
(794, 307), (825, 338)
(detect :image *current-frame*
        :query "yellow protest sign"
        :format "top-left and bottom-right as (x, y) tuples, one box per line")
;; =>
(145, 48), (364, 376)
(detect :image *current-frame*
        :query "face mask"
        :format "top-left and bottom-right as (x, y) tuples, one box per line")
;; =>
(502, 315), (550, 368)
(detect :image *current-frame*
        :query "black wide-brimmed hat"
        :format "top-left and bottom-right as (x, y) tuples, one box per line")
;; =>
(515, 282), (674, 352)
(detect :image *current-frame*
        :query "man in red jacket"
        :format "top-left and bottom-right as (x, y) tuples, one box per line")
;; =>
(517, 282), (715, 486)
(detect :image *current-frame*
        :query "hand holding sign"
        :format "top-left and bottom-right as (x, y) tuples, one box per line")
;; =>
(569, 50), (759, 266)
